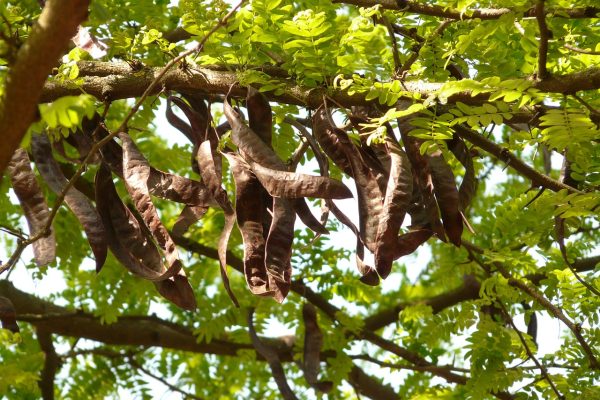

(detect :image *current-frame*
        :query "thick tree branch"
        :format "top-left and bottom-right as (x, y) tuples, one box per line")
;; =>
(0, 0), (90, 175)
(0, 280), (396, 400)
(365, 253), (599, 332)
(536, 0), (551, 80)
(38, 62), (600, 109)
(37, 329), (60, 400)
(364, 274), (481, 331)
(332, 0), (599, 20)
(174, 235), (514, 398)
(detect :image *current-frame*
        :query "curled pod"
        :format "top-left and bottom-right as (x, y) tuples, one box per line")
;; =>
(428, 150), (463, 246)
(31, 133), (107, 272)
(223, 153), (272, 296)
(95, 163), (196, 310)
(374, 139), (413, 278)
(7, 149), (56, 267)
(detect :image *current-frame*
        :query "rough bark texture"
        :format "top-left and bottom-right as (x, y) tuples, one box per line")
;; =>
(0, 0), (90, 174)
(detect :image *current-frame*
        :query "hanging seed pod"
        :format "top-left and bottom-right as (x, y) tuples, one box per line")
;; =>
(247, 86), (273, 147)
(448, 136), (476, 211)
(374, 139), (413, 278)
(302, 304), (333, 393)
(7, 149), (56, 267)
(248, 160), (352, 200)
(398, 117), (446, 241)
(224, 153), (272, 296)
(197, 141), (238, 306)
(95, 163), (196, 310)
(31, 133), (107, 272)
(119, 133), (183, 278)
(428, 150), (463, 246)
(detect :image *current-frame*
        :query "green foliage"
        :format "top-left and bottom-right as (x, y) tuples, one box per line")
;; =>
(1, 0), (600, 399)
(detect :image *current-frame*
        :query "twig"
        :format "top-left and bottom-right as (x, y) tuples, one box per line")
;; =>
(0, 0), (246, 276)
(454, 125), (583, 194)
(128, 357), (205, 400)
(398, 20), (452, 77)
(554, 217), (600, 297)
(535, 0), (551, 80)
(563, 44), (600, 56)
(463, 241), (600, 369)
(498, 301), (565, 399)
(288, 138), (310, 170)
(351, 354), (470, 373)
(381, 17), (402, 78)
(0, 225), (27, 240)
(570, 93), (600, 120)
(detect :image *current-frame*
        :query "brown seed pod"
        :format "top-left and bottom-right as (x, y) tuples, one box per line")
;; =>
(248, 160), (352, 200)
(428, 150), (463, 246)
(95, 163), (196, 310)
(224, 153), (272, 296)
(197, 141), (238, 306)
(302, 303), (333, 393)
(398, 117), (446, 241)
(119, 133), (183, 278)
(246, 87), (273, 147)
(31, 133), (107, 272)
(374, 139), (413, 278)
(7, 149), (56, 267)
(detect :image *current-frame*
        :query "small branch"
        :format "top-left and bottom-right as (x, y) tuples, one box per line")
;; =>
(554, 217), (600, 297)
(128, 357), (205, 400)
(563, 44), (600, 56)
(454, 125), (582, 194)
(463, 241), (600, 369)
(288, 138), (310, 170)
(498, 302), (564, 399)
(37, 329), (61, 400)
(380, 17), (401, 78)
(331, 0), (599, 20)
(535, 0), (551, 80)
(570, 93), (600, 119)
(0, 225), (27, 240)
(398, 19), (452, 77)
(351, 354), (470, 373)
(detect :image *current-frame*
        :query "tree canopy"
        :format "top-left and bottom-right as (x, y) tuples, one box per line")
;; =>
(0, 0), (599, 399)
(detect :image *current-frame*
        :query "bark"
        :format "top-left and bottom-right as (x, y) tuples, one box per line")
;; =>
(0, 0), (90, 174)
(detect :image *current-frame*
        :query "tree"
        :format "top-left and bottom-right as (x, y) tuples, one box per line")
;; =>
(0, 0), (599, 398)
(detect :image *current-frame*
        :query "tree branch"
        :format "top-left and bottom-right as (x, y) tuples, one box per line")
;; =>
(38, 62), (600, 110)
(535, 0), (551, 80)
(174, 235), (516, 398)
(463, 242), (600, 369)
(0, 0), (90, 175)
(37, 329), (60, 400)
(331, 0), (599, 20)
(454, 125), (582, 194)
(364, 274), (481, 331)
(0, 280), (397, 400)
(498, 302), (564, 400)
